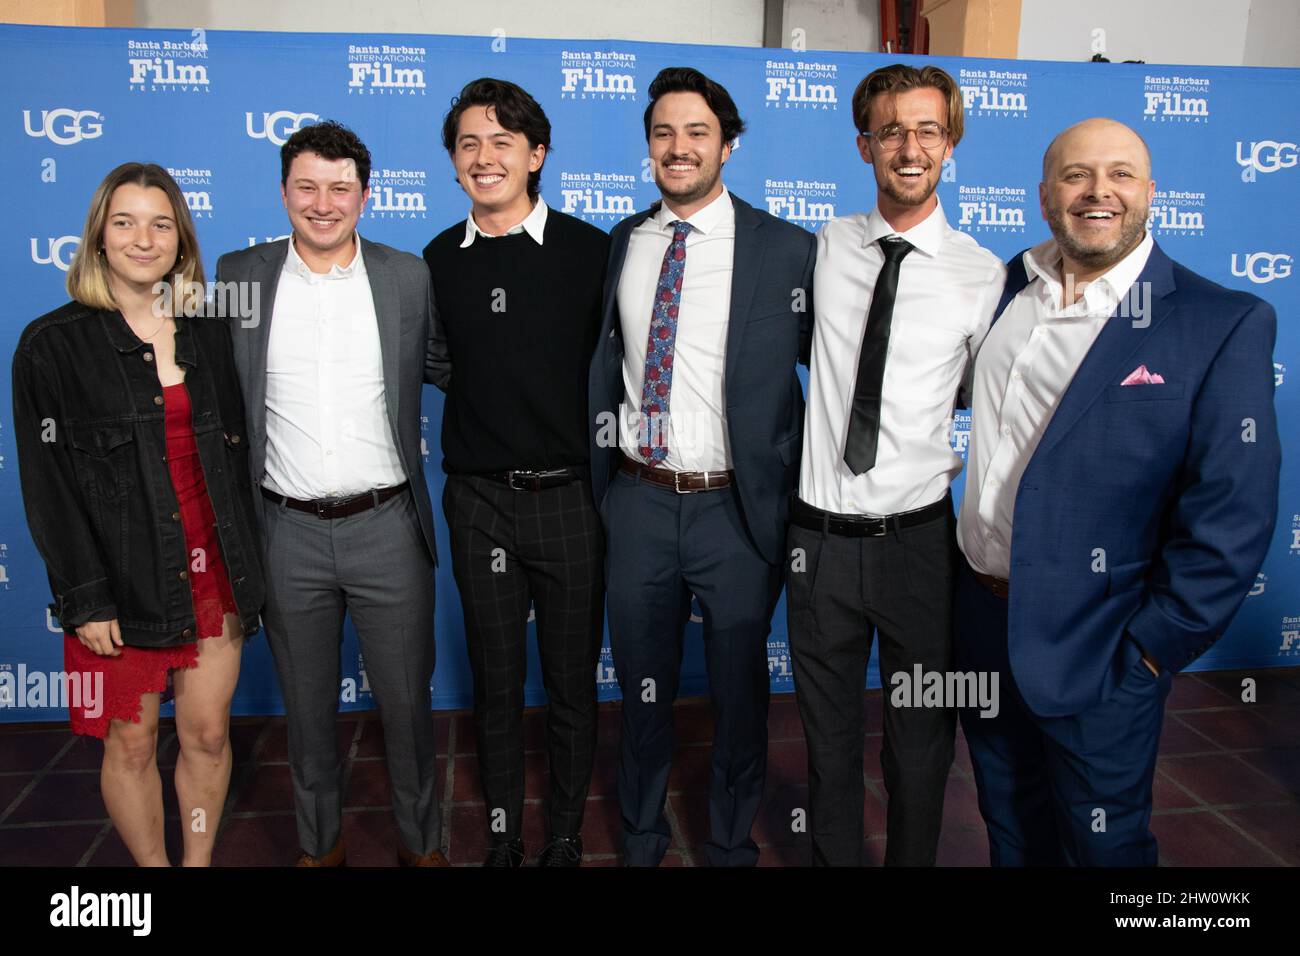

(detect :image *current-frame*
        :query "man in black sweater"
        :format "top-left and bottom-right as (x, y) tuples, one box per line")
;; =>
(423, 78), (609, 867)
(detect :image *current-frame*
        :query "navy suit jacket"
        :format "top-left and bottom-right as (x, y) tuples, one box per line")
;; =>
(588, 192), (816, 566)
(991, 240), (1280, 717)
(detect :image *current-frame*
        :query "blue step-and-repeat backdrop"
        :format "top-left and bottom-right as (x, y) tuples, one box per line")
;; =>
(1, 24), (1296, 721)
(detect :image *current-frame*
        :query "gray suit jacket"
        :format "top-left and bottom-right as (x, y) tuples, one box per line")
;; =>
(215, 236), (449, 565)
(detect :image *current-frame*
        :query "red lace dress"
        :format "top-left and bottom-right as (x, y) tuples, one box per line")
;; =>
(64, 381), (238, 738)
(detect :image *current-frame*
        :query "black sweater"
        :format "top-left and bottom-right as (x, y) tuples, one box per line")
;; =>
(423, 207), (609, 474)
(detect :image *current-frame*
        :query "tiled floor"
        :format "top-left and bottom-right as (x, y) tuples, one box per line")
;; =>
(1, 668), (1297, 866)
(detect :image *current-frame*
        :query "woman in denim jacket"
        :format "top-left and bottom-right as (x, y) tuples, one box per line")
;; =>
(12, 163), (265, 866)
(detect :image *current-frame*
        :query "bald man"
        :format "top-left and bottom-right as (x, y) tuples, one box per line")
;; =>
(953, 118), (1280, 866)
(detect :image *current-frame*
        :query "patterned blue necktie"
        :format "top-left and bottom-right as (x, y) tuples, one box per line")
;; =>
(637, 220), (692, 464)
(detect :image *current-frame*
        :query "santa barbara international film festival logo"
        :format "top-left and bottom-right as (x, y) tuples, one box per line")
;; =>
(958, 67), (1028, 118)
(168, 166), (214, 220)
(956, 184), (1026, 233)
(559, 171), (636, 223)
(1146, 186), (1206, 236)
(126, 33), (210, 93)
(559, 50), (637, 101)
(22, 108), (103, 146)
(363, 168), (428, 219)
(950, 409), (972, 461)
(1142, 74), (1210, 123)
(346, 42), (427, 96)
(763, 58), (838, 110)
(764, 177), (837, 230)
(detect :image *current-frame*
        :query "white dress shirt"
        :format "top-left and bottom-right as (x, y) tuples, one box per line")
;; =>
(460, 196), (548, 247)
(957, 231), (1155, 578)
(263, 234), (405, 500)
(799, 202), (1005, 515)
(617, 188), (736, 472)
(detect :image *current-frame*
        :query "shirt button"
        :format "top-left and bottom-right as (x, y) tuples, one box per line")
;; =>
(143, 352), (154, 363)
(1012, 372), (1022, 382)
(182, 628), (192, 638)
(178, 570), (189, 581)
(1001, 425), (1011, 436)
(171, 512), (181, 522)
(153, 395), (164, 405)
(230, 434), (241, 445)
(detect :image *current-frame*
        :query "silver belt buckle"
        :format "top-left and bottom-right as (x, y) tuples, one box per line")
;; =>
(507, 470), (532, 492)
(675, 470), (711, 494)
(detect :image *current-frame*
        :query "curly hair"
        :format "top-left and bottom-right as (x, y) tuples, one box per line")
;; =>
(280, 120), (372, 190)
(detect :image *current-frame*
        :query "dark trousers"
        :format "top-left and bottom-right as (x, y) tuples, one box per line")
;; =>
(603, 469), (782, 867)
(786, 502), (958, 866)
(953, 560), (1172, 866)
(261, 490), (441, 858)
(443, 474), (604, 843)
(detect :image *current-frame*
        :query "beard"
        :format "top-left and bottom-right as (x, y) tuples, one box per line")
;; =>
(1046, 202), (1149, 270)
(873, 162), (939, 208)
(655, 155), (722, 207)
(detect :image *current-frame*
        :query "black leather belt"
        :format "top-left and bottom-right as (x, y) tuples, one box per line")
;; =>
(480, 469), (579, 492)
(261, 482), (408, 519)
(791, 495), (951, 537)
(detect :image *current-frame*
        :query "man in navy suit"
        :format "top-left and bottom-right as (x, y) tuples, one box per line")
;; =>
(955, 117), (1280, 865)
(588, 67), (815, 866)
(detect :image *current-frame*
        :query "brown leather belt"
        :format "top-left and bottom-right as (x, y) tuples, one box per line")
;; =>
(261, 482), (408, 519)
(971, 564), (1009, 599)
(619, 455), (733, 493)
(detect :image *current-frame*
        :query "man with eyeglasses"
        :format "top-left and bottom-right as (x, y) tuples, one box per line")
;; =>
(787, 63), (1005, 866)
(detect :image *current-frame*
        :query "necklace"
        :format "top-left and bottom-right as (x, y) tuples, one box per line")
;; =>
(132, 314), (170, 341)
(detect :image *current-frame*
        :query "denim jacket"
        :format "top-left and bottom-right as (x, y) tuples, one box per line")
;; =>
(12, 302), (265, 647)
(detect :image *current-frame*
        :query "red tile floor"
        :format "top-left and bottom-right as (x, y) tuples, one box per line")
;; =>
(1, 668), (1297, 866)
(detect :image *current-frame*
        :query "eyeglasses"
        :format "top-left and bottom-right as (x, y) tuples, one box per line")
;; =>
(863, 122), (948, 151)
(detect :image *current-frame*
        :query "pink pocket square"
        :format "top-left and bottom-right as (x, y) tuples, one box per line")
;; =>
(1120, 364), (1166, 386)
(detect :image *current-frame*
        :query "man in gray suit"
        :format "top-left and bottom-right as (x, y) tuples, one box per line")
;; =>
(216, 120), (448, 867)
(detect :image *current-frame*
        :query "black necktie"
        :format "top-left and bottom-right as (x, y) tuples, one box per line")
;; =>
(843, 236), (914, 475)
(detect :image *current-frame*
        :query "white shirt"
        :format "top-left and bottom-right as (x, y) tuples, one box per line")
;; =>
(799, 202), (1005, 515)
(617, 188), (736, 471)
(263, 234), (405, 500)
(957, 231), (1155, 578)
(460, 196), (548, 247)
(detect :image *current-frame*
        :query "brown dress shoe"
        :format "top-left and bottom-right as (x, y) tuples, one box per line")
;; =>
(295, 840), (346, 867)
(397, 846), (451, 867)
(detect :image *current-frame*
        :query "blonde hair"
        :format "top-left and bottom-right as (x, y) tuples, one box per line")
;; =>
(66, 162), (205, 312)
(852, 64), (965, 147)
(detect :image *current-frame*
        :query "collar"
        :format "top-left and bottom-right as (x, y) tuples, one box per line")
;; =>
(283, 232), (365, 279)
(862, 200), (947, 258)
(1023, 229), (1154, 315)
(653, 187), (734, 236)
(461, 196), (549, 247)
(100, 307), (198, 366)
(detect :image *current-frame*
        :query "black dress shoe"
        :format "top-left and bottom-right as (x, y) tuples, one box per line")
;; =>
(483, 839), (525, 867)
(537, 835), (583, 867)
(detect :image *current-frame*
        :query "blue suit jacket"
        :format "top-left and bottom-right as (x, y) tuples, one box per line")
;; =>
(993, 240), (1280, 717)
(588, 193), (816, 566)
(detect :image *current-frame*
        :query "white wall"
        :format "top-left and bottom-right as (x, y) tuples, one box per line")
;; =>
(1017, 0), (1300, 68)
(1242, 0), (1300, 68)
(134, 0), (767, 46)
(132, 0), (1300, 65)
